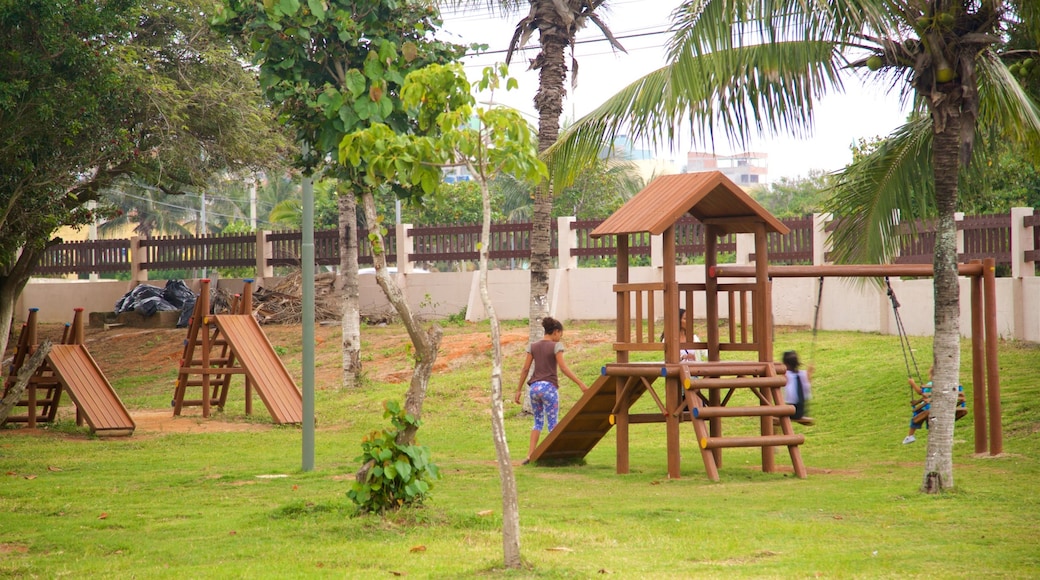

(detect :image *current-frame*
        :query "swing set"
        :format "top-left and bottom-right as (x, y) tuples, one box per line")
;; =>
(884, 278), (968, 425)
(716, 260), (1003, 456)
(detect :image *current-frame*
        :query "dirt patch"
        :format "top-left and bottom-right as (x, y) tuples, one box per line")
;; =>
(130, 410), (271, 435)
(0, 543), (29, 554)
(5, 320), (594, 435)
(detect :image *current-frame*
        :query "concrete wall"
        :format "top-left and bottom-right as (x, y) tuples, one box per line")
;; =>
(17, 266), (1034, 342)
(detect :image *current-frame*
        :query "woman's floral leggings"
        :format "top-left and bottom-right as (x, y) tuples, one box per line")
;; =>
(529, 380), (559, 431)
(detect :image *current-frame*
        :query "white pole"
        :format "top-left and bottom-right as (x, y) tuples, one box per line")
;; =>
(249, 176), (258, 230)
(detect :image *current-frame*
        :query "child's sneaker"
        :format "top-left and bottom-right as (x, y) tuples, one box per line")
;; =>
(902, 435), (916, 444)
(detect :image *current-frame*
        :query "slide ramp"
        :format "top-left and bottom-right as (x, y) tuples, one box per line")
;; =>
(531, 374), (648, 462)
(47, 344), (135, 437)
(214, 315), (303, 424)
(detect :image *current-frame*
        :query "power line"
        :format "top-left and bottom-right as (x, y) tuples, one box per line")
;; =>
(104, 190), (286, 229)
(466, 27), (670, 58)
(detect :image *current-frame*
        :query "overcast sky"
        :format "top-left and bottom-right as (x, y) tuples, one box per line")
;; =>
(439, 0), (912, 182)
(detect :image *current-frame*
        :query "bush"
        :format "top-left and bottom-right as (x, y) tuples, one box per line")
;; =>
(347, 400), (439, 513)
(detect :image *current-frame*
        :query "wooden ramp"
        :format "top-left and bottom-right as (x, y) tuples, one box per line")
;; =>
(213, 314), (302, 424)
(46, 344), (135, 437)
(531, 374), (647, 462)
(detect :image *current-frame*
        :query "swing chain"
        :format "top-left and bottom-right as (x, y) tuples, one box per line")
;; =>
(885, 277), (923, 401)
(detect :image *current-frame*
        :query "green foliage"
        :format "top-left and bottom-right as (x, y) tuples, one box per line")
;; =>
(0, 0), (287, 357)
(749, 170), (833, 217)
(339, 63), (546, 198)
(266, 177), (340, 230)
(347, 400), (439, 513)
(214, 0), (466, 207)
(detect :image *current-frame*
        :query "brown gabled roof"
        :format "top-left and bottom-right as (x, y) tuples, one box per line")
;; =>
(590, 171), (790, 237)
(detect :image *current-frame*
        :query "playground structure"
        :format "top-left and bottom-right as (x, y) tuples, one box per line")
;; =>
(528, 172), (1003, 480)
(172, 279), (302, 425)
(531, 172), (803, 480)
(1, 308), (135, 436)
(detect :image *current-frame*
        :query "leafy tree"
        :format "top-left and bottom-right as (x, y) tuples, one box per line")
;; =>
(0, 0), (286, 357)
(387, 180), (503, 225)
(547, 1), (1040, 492)
(341, 60), (545, 569)
(267, 177), (341, 230)
(215, 0), (467, 389)
(749, 171), (833, 218)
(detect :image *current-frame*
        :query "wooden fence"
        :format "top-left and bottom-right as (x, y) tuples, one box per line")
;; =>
(32, 211), (1030, 278)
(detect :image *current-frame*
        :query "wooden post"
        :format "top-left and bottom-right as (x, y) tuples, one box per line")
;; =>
(616, 235), (630, 474)
(754, 223), (775, 473)
(983, 258), (1002, 455)
(616, 235), (630, 364)
(703, 225), (723, 468)
(663, 226), (681, 479)
(615, 377), (630, 474)
(70, 308), (85, 345)
(199, 279), (212, 418)
(969, 260), (987, 454)
(240, 280), (254, 415)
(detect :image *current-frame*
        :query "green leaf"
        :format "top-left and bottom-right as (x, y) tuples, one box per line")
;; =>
(344, 70), (366, 98)
(307, 0), (326, 20)
(354, 98), (373, 121)
(363, 54), (385, 81)
(394, 459), (412, 481)
(278, 0), (300, 17)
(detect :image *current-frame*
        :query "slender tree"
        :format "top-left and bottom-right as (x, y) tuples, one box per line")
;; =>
(341, 61), (545, 570)
(547, 1), (1040, 492)
(215, 0), (466, 389)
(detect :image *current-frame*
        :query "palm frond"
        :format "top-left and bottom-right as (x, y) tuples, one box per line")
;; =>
(545, 38), (840, 189)
(824, 114), (934, 265)
(975, 51), (1040, 158)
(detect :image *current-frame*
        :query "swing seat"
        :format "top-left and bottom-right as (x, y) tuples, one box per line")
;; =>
(909, 386), (968, 422)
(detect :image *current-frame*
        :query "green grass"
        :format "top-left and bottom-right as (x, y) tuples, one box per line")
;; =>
(2, 323), (1039, 578)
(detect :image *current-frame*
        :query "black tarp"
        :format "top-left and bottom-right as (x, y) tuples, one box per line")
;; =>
(114, 280), (198, 327)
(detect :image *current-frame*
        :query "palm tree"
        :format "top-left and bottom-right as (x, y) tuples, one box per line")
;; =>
(547, 1), (1040, 492)
(100, 180), (195, 239)
(450, 0), (625, 342)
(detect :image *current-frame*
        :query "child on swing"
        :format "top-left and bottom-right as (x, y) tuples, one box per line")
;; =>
(903, 366), (933, 444)
(783, 350), (814, 425)
(904, 365), (967, 444)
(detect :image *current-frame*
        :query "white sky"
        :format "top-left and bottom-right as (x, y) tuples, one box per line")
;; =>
(440, 0), (911, 181)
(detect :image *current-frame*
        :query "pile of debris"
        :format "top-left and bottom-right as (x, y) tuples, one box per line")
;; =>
(252, 270), (340, 324)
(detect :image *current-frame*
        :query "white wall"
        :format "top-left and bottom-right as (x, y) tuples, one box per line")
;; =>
(15, 266), (1036, 342)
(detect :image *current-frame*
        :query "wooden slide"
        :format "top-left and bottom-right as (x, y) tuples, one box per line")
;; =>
(530, 374), (647, 462)
(45, 344), (135, 437)
(213, 314), (303, 424)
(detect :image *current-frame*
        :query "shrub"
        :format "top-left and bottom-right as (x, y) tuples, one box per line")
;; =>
(347, 400), (439, 513)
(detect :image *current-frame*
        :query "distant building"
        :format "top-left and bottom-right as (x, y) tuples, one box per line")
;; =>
(608, 135), (680, 182)
(685, 151), (768, 186)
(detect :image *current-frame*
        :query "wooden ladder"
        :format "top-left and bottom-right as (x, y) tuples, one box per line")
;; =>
(678, 361), (807, 481)
(171, 279), (253, 417)
(2, 309), (70, 427)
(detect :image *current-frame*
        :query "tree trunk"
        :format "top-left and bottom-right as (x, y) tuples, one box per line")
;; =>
(923, 102), (963, 493)
(477, 171), (521, 568)
(0, 340), (51, 424)
(359, 190), (441, 446)
(527, 8), (570, 345)
(0, 246), (44, 358)
(337, 187), (362, 389)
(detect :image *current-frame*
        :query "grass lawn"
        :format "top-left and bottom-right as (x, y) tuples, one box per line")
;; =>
(1, 321), (1038, 578)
